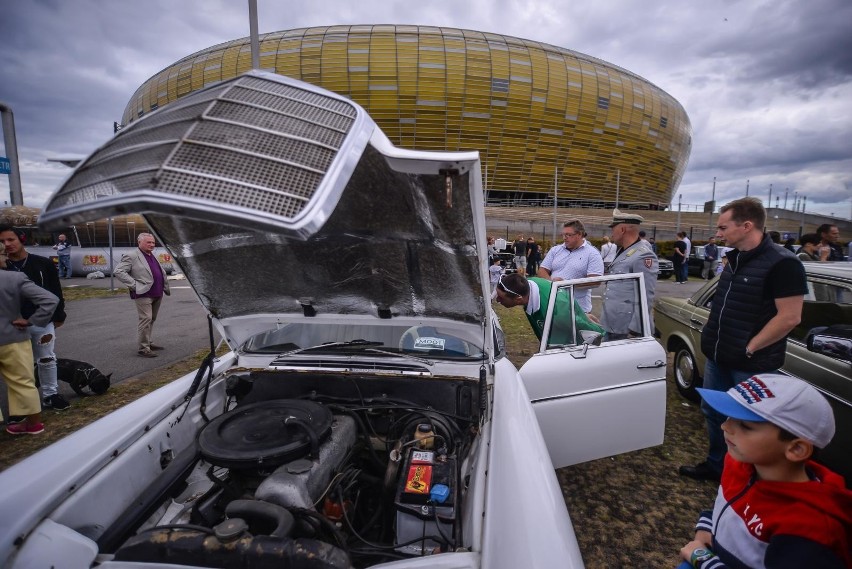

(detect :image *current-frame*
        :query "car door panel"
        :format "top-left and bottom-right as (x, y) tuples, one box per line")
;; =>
(520, 274), (667, 469)
(520, 339), (666, 468)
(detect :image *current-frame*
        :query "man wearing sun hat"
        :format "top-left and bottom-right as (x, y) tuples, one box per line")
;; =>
(679, 374), (852, 569)
(600, 208), (658, 340)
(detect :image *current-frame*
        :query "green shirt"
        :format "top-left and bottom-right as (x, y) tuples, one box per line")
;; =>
(525, 277), (604, 346)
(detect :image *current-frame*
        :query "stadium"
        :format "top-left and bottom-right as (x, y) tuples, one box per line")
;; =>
(122, 25), (692, 209)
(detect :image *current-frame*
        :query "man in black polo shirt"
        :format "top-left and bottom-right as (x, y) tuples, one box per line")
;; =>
(679, 198), (807, 482)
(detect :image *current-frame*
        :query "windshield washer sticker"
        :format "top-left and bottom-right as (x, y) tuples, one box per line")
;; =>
(413, 337), (446, 351)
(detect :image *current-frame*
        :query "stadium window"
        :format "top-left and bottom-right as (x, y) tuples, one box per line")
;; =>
(491, 78), (510, 93)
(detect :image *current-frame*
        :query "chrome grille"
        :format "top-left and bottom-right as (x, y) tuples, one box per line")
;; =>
(47, 72), (359, 221)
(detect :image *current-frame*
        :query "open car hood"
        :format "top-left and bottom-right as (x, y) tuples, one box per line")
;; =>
(39, 71), (490, 348)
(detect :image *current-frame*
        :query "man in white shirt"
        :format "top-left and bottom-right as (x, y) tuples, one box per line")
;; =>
(537, 220), (604, 313)
(599, 236), (617, 272)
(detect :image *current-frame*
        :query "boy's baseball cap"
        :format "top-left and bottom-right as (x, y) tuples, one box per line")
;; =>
(697, 374), (835, 448)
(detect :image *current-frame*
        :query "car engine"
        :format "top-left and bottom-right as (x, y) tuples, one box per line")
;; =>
(109, 370), (480, 569)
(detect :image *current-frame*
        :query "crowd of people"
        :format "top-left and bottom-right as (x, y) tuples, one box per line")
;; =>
(1, 229), (170, 436)
(487, 212), (848, 343)
(492, 209), (658, 343)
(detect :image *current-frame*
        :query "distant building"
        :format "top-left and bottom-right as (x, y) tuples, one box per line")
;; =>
(122, 25), (692, 209)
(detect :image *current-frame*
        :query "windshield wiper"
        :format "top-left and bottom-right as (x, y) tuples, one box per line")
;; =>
(277, 339), (384, 358)
(364, 347), (434, 366)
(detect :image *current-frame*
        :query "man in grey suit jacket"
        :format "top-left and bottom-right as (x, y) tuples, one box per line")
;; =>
(0, 242), (59, 435)
(114, 233), (171, 358)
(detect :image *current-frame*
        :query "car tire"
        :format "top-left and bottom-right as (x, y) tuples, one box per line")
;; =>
(657, 273), (672, 280)
(673, 343), (702, 402)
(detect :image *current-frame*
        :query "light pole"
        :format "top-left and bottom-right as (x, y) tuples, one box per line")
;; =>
(708, 176), (716, 231)
(108, 217), (114, 291)
(96, 194), (115, 291)
(676, 194), (682, 232)
(0, 102), (24, 206)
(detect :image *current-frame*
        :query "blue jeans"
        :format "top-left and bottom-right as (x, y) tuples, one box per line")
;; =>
(680, 263), (689, 282)
(701, 359), (776, 474)
(58, 255), (72, 278)
(29, 323), (58, 398)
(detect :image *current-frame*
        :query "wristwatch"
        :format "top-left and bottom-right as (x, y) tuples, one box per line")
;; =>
(690, 548), (716, 567)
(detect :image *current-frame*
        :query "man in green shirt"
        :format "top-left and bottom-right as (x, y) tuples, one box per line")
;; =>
(493, 273), (603, 347)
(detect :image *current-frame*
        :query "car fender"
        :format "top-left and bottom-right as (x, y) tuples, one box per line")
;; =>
(480, 358), (584, 569)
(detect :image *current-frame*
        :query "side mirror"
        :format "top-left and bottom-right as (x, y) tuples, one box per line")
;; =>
(571, 331), (603, 359)
(807, 325), (852, 362)
(579, 330), (603, 346)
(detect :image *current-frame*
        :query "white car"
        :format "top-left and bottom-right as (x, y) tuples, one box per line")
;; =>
(0, 71), (666, 569)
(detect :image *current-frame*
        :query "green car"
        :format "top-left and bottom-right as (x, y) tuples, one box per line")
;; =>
(654, 263), (852, 484)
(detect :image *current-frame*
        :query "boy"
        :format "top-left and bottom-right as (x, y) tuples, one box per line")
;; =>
(680, 374), (852, 568)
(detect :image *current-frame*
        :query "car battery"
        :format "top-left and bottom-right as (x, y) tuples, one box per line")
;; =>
(394, 448), (457, 555)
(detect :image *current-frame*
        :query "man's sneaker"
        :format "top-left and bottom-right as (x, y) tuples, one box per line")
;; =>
(138, 349), (158, 358)
(149, 344), (165, 351)
(43, 394), (71, 411)
(6, 421), (45, 435)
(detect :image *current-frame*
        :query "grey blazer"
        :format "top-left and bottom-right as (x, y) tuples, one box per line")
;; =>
(114, 249), (171, 296)
(0, 271), (59, 346)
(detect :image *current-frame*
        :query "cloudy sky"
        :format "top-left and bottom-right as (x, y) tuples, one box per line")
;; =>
(2, 0), (850, 219)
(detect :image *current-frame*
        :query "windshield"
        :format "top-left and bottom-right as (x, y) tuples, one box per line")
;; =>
(244, 322), (484, 360)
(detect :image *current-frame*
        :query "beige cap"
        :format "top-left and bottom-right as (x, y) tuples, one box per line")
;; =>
(609, 208), (644, 227)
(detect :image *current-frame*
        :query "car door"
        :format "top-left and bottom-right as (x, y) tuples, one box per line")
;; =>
(679, 282), (715, 366)
(519, 274), (667, 469)
(781, 270), (852, 483)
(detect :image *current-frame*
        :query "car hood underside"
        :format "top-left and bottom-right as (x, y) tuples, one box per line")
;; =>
(38, 71), (488, 347)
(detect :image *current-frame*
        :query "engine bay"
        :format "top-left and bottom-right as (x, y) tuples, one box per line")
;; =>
(107, 370), (482, 568)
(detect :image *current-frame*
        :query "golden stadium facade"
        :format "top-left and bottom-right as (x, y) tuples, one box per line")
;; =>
(122, 25), (691, 208)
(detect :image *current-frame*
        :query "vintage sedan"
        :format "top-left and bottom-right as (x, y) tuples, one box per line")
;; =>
(655, 262), (852, 483)
(0, 71), (667, 569)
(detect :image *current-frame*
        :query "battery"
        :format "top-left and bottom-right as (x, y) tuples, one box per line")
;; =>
(394, 447), (457, 555)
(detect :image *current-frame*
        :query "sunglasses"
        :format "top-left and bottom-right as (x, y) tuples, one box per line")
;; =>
(497, 274), (522, 297)
(562, 232), (579, 238)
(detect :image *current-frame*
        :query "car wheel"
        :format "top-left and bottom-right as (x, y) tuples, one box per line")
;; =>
(657, 273), (672, 280)
(673, 343), (701, 402)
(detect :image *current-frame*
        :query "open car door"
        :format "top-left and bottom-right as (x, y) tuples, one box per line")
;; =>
(519, 274), (667, 469)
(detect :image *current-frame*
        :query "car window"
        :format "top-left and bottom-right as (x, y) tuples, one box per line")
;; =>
(244, 322), (484, 359)
(543, 276), (645, 349)
(545, 287), (581, 349)
(790, 277), (852, 342)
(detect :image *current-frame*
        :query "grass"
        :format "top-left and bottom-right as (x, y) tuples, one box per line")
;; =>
(61, 286), (128, 301)
(4, 300), (715, 567)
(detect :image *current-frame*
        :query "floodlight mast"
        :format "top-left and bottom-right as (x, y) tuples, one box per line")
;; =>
(0, 102), (24, 206)
(248, 0), (260, 70)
